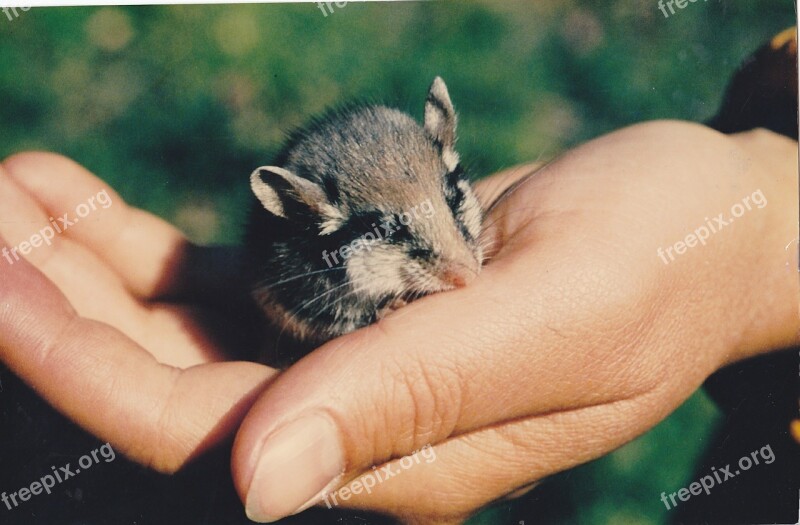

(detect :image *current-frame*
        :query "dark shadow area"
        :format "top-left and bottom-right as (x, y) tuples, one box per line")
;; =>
(0, 368), (400, 525)
(671, 348), (800, 525)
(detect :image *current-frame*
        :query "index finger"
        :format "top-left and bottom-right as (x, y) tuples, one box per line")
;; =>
(3, 152), (241, 302)
(0, 244), (277, 472)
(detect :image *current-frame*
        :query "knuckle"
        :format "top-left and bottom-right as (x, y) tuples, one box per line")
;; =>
(376, 354), (464, 454)
(137, 369), (194, 474)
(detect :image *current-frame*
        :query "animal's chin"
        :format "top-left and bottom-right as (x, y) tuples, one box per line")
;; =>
(372, 287), (433, 320)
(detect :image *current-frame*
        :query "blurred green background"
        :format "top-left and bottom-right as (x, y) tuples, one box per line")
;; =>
(0, 1), (794, 524)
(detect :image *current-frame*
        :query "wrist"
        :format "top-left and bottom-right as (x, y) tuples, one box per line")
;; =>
(722, 130), (799, 364)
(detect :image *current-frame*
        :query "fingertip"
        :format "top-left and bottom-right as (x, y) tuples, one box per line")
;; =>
(4, 150), (82, 172)
(3, 150), (127, 210)
(1, 151), (199, 299)
(240, 411), (346, 522)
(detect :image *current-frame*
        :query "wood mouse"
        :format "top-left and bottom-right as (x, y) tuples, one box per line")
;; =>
(243, 77), (483, 364)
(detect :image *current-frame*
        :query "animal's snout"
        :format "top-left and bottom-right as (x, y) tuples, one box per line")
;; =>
(438, 260), (479, 289)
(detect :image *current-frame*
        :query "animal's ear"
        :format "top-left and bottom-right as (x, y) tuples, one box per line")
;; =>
(250, 166), (341, 229)
(424, 77), (460, 170)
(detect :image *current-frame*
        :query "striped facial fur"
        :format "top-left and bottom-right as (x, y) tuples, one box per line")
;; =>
(245, 77), (483, 351)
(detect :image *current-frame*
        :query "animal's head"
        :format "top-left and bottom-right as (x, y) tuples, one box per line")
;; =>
(250, 77), (483, 341)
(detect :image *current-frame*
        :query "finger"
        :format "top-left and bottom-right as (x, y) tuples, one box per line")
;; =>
(320, 387), (678, 522)
(0, 167), (233, 366)
(0, 244), (278, 472)
(2, 151), (219, 300)
(0, 163), (147, 330)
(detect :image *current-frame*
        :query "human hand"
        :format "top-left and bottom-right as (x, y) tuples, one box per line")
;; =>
(231, 121), (799, 523)
(0, 152), (279, 473)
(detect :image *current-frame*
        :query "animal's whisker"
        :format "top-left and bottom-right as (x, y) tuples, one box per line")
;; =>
(479, 205), (542, 234)
(273, 276), (376, 351)
(483, 160), (552, 217)
(253, 266), (347, 291)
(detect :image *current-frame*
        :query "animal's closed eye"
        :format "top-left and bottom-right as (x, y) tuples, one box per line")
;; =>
(409, 247), (434, 260)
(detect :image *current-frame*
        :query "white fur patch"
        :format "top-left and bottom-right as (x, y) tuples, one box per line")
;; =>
(319, 204), (345, 235)
(250, 169), (286, 218)
(425, 108), (442, 136)
(345, 243), (407, 299)
(443, 149), (460, 172)
(459, 182), (483, 240)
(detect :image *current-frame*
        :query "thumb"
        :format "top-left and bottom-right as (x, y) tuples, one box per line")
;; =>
(229, 282), (505, 522)
(228, 167), (544, 523)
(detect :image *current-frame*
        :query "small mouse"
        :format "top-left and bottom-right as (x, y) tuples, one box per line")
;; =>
(244, 77), (483, 363)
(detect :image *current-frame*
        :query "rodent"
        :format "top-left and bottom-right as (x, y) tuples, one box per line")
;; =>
(243, 77), (484, 364)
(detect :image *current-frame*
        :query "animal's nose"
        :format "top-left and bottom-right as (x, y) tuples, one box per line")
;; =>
(439, 262), (478, 289)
